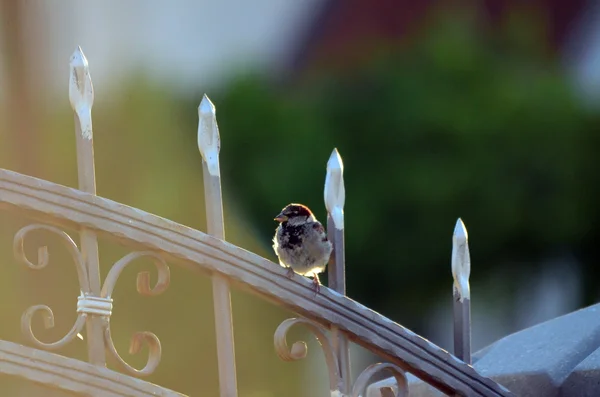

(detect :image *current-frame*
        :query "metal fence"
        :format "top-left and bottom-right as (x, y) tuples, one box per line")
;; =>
(0, 47), (514, 397)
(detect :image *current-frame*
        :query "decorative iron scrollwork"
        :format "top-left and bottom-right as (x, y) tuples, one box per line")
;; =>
(101, 251), (169, 376)
(101, 251), (170, 298)
(351, 363), (408, 397)
(274, 317), (343, 392)
(275, 317), (409, 396)
(13, 224), (170, 376)
(20, 304), (88, 350)
(14, 224), (90, 350)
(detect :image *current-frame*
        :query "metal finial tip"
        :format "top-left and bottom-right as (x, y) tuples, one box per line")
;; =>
(452, 217), (471, 301)
(70, 46), (88, 68)
(197, 94), (221, 176)
(69, 45), (94, 139)
(453, 218), (468, 241)
(327, 148), (344, 171)
(324, 147), (345, 230)
(199, 94), (215, 115)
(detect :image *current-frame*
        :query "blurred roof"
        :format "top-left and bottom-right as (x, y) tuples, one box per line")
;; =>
(287, 0), (588, 76)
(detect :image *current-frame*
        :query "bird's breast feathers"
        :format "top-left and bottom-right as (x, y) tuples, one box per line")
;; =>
(273, 222), (332, 274)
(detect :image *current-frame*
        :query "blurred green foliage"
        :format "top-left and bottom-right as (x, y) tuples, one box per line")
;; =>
(205, 9), (600, 329)
(1, 5), (600, 397)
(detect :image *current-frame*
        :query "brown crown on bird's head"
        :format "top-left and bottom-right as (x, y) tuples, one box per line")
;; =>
(274, 203), (314, 223)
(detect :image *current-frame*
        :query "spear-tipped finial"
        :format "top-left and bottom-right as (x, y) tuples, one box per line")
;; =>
(324, 148), (345, 230)
(69, 46), (94, 139)
(451, 218), (471, 301)
(197, 94), (221, 177)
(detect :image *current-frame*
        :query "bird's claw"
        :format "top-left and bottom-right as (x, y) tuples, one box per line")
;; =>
(312, 276), (321, 296)
(286, 267), (295, 278)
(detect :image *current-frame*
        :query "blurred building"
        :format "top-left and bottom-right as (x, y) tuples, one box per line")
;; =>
(287, 0), (599, 105)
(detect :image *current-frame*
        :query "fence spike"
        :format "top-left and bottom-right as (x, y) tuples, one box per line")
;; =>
(452, 218), (472, 365)
(324, 148), (345, 230)
(452, 218), (470, 301)
(197, 95), (238, 397)
(69, 46), (94, 140)
(197, 94), (221, 177)
(324, 148), (351, 392)
(68, 46), (105, 366)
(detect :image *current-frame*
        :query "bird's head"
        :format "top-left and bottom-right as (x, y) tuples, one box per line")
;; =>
(274, 203), (316, 225)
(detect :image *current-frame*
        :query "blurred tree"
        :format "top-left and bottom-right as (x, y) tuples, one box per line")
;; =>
(198, 7), (599, 333)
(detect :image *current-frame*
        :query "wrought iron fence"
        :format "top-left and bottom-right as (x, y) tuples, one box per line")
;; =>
(0, 47), (515, 397)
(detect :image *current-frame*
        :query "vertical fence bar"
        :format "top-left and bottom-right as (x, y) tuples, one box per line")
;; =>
(69, 47), (106, 366)
(451, 218), (471, 364)
(324, 148), (351, 393)
(197, 95), (238, 397)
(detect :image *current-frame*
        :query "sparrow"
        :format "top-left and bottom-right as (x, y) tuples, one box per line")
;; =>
(273, 203), (333, 293)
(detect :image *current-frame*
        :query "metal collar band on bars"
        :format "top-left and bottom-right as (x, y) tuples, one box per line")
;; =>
(77, 294), (113, 317)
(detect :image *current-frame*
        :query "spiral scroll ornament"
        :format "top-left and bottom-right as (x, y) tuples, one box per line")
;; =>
(274, 317), (343, 392)
(351, 363), (408, 397)
(274, 315), (410, 396)
(14, 225), (90, 350)
(13, 224), (170, 376)
(101, 251), (170, 376)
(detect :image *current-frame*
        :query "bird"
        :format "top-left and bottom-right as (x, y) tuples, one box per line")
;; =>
(273, 203), (332, 293)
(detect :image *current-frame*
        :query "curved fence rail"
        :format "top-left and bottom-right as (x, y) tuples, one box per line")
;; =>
(0, 168), (511, 397)
(0, 340), (183, 397)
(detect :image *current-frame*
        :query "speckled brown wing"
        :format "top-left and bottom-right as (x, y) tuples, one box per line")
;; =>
(312, 222), (328, 240)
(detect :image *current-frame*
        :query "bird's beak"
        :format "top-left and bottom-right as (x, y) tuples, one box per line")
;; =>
(274, 213), (288, 222)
